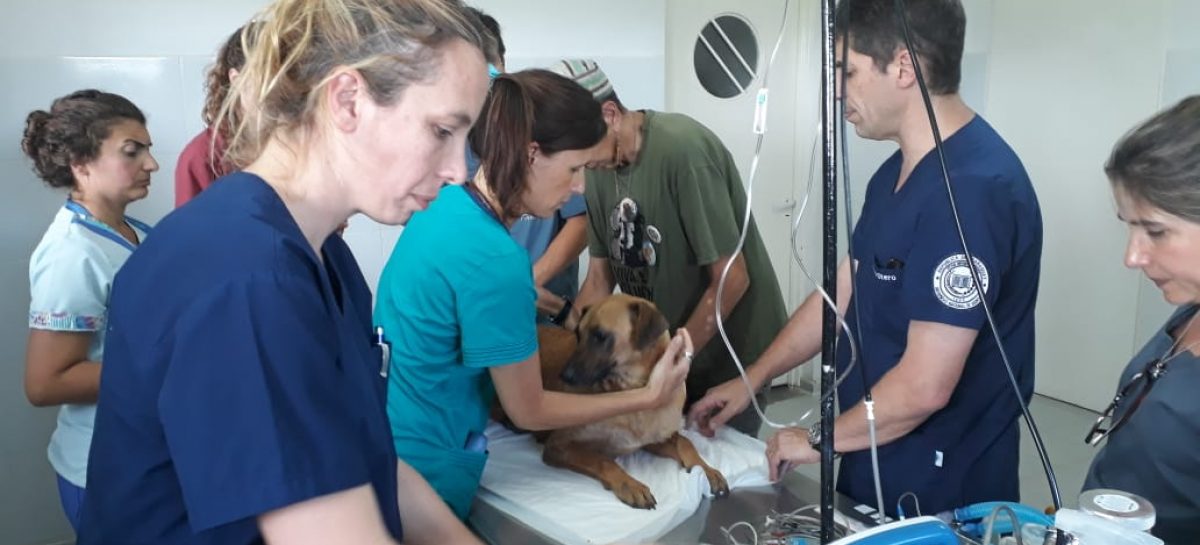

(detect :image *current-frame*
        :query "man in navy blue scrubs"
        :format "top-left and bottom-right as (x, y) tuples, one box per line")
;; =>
(690, 0), (1042, 516)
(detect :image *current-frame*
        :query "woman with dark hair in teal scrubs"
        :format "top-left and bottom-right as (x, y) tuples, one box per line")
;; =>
(375, 69), (694, 519)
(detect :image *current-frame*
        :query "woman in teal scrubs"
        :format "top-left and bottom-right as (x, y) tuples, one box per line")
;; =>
(375, 69), (694, 519)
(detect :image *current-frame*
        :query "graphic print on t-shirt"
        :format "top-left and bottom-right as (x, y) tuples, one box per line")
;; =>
(608, 197), (656, 299)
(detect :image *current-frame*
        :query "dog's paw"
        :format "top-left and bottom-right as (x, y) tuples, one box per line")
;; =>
(705, 467), (730, 499)
(612, 478), (657, 509)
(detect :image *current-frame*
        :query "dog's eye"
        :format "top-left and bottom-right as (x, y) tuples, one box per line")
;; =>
(590, 329), (611, 346)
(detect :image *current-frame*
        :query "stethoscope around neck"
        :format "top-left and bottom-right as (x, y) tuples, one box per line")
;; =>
(462, 182), (506, 227)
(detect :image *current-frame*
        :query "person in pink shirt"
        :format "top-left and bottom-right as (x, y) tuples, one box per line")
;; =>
(174, 24), (249, 208)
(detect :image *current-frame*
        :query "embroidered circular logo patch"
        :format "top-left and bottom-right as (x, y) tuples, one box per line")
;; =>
(932, 254), (989, 310)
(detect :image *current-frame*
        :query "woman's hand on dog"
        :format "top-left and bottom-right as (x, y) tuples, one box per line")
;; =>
(766, 427), (819, 481)
(642, 329), (693, 409)
(687, 377), (756, 438)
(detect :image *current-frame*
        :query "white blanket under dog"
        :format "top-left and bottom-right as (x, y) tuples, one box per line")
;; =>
(477, 421), (771, 545)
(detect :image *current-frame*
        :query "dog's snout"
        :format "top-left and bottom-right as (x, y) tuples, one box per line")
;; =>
(559, 359), (614, 389)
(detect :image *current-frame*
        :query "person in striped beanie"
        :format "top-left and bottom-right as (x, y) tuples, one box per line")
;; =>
(554, 58), (788, 437)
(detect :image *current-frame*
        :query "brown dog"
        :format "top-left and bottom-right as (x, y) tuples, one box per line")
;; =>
(535, 294), (729, 509)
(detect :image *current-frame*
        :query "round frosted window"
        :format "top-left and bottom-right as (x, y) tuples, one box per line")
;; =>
(693, 14), (759, 99)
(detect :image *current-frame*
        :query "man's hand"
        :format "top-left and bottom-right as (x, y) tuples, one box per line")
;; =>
(766, 427), (819, 481)
(687, 377), (755, 438)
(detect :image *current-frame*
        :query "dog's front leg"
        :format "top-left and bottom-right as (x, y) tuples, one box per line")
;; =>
(543, 442), (657, 509)
(643, 433), (730, 498)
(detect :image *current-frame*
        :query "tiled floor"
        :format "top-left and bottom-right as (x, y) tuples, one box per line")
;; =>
(750, 387), (1098, 512)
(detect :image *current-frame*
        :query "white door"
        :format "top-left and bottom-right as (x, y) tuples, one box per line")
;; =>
(665, 0), (823, 387)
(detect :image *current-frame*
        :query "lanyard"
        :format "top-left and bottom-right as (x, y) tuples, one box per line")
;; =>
(63, 199), (147, 252)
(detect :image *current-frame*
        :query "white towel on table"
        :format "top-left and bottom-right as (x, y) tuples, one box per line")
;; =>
(477, 421), (771, 545)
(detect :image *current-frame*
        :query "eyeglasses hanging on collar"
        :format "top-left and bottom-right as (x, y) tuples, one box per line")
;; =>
(1085, 310), (1200, 446)
(1085, 355), (1170, 446)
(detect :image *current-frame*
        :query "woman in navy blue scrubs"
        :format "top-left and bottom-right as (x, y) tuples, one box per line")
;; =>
(78, 1), (491, 543)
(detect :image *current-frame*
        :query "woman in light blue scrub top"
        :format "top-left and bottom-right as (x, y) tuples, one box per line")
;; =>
(20, 90), (157, 531)
(375, 69), (694, 519)
(77, 2), (494, 544)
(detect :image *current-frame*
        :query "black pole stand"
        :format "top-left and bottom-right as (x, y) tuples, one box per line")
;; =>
(818, 0), (839, 541)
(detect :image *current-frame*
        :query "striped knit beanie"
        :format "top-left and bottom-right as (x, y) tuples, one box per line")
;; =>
(548, 58), (614, 102)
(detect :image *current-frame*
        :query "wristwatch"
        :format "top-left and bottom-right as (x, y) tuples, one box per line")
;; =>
(807, 422), (823, 450)
(550, 297), (574, 327)
(807, 422), (839, 456)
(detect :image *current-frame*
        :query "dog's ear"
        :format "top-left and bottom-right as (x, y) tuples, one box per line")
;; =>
(628, 300), (669, 350)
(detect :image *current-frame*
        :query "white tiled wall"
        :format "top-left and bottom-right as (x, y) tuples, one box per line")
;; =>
(2, 5), (257, 544)
(0, 2), (665, 544)
(988, 0), (1166, 412)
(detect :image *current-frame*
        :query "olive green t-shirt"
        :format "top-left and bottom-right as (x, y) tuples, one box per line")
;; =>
(584, 110), (787, 403)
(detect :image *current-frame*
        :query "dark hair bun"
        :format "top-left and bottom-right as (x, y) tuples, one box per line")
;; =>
(19, 90), (146, 189)
(21, 109), (75, 188)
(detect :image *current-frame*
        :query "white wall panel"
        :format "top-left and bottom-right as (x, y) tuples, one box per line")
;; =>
(986, 0), (1168, 411)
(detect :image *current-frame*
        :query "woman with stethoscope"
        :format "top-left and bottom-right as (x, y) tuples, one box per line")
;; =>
(374, 69), (694, 520)
(20, 89), (158, 531)
(1085, 95), (1200, 544)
